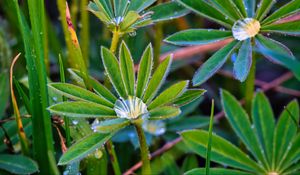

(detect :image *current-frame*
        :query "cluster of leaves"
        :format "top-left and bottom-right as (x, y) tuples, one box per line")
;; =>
(165, 0), (300, 85)
(182, 90), (300, 175)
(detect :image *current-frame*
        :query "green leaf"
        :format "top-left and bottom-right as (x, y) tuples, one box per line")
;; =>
(120, 11), (140, 31)
(232, 0), (247, 17)
(48, 101), (116, 118)
(149, 106), (181, 120)
(173, 89), (206, 107)
(279, 133), (300, 171)
(113, 0), (129, 17)
(136, 44), (153, 98)
(161, 154), (181, 175)
(95, 0), (114, 19)
(262, 0), (300, 25)
(255, 0), (276, 21)
(255, 35), (300, 80)
(142, 55), (172, 104)
(148, 81), (188, 109)
(181, 155), (198, 172)
(0, 73), (10, 117)
(128, 0), (156, 13)
(148, 1), (190, 22)
(233, 39), (252, 82)
(49, 83), (113, 107)
(181, 130), (263, 172)
(0, 154), (38, 174)
(192, 41), (239, 86)
(252, 92), (275, 165)
(177, 0), (234, 28)
(243, 0), (255, 17)
(88, 2), (111, 23)
(185, 168), (253, 175)
(273, 100), (299, 168)
(119, 42), (135, 96)
(221, 90), (269, 169)
(58, 132), (113, 165)
(211, 0), (243, 20)
(205, 100), (215, 175)
(261, 21), (300, 36)
(164, 29), (232, 46)
(167, 115), (210, 132)
(92, 118), (130, 133)
(67, 69), (117, 103)
(101, 47), (127, 98)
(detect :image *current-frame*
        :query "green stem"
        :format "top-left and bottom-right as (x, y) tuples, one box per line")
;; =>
(103, 30), (122, 175)
(244, 50), (256, 114)
(134, 123), (151, 175)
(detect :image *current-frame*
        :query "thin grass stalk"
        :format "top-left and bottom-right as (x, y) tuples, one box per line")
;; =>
(9, 53), (29, 156)
(134, 123), (151, 175)
(80, 0), (90, 66)
(12, 0), (59, 174)
(205, 99), (214, 175)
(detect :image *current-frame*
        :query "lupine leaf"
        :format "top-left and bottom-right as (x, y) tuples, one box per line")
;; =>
(113, 0), (129, 17)
(279, 133), (300, 171)
(255, 36), (300, 80)
(255, 0), (276, 21)
(211, 0), (243, 20)
(0, 154), (38, 174)
(273, 100), (299, 168)
(58, 132), (113, 165)
(88, 2), (111, 24)
(192, 41), (239, 86)
(162, 154), (181, 175)
(119, 41), (135, 96)
(173, 89), (206, 106)
(252, 92), (275, 165)
(136, 44), (153, 98)
(164, 29), (232, 46)
(101, 47), (127, 98)
(148, 1), (190, 22)
(48, 101), (116, 118)
(120, 11), (140, 31)
(221, 90), (269, 169)
(262, 0), (300, 25)
(177, 0), (234, 28)
(96, 0), (114, 19)
(128, 0), (156, 13)
(232, 0), (247, 17)
(181, 130), (264, 173)
(181, 155), (198, 172)
(233, 39), (252, 82)
(149, 106), (181, 120)
(148, 81), (188, 109)
(92, 118), (130, 133)
(243, 0), (255, 17)
(49, 83), (113, 107)
(143, 55), (172, 103)
(185, 168), (253, 175)
(67, 69), (117, 103)
(261, 21), (300, 36)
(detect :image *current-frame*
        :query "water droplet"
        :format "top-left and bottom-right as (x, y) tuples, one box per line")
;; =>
(72, 120), (79, 125)
(232, 18), (260, 41)
(142, 120), (166, 136)
(114, 96), (148, 120)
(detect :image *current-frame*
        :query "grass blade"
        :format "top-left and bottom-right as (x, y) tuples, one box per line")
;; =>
(205, 100), (214, 175)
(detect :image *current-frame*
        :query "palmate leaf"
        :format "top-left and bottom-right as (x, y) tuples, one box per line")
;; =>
(48, 101), (116, 118)
(262, 0), (300, 25)
(120, 11), (140, 31)
(0, 154), (38, 174)
(243, 0), (255, 17)
(67, 69), (117, 103)
(221, 90), (269, 170)
(119, 41), (135, 96)
(88, 2), (111, 24)
(92, 118), (130, 133)
(164, 29), (232, 46)
(142, 55), (172, 104)
(96, 0), (114, 19)
(101, 47), (127, 98)
(128, 0), (156, 13)
(192, 40), (239, 86)
(185, 168), (253, 175)
(233, 39), (252, 82)
(261, 21), (300, 36)
(136, 44), (153, 98)
(273, 100), (299, 168)
(148, 80), (188, 110)
(149, 106), (181, 120)
(58, 132), (113, 165)
(148, 1), (190, 22)
(210, 0), (243, 20)
(255, 0), (276, 21)
(232, 0), (247, 17)
(177, 0), (234, 28)
(181, 130), (264, 173)
(113, 0), (129, 17)
(280, 133), (300, 172)
(173, 89), (206, 107)
(49, 83), (113, 107)
(252, 92), (275, 165)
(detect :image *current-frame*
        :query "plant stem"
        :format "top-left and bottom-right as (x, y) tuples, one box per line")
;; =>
(244, 50), (256, 114)
(205, 99), (214, 175)
(134, 123), (151, 175)
(110, 30), (121, 54)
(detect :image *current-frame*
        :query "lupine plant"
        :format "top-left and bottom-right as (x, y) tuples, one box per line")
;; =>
(182, 90), (300, 175)
(165, 0), (300, 85)
(48, 42), (205, 174)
